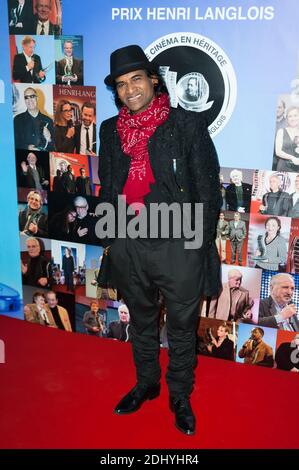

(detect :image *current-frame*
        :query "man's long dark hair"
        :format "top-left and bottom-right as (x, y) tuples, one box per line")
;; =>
(111, 69), (169, 109)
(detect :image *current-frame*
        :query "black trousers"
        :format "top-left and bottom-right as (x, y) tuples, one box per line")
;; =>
(109, 237), (204, 397)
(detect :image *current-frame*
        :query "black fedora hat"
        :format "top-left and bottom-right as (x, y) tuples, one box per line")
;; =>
(104, 44), (157, 87)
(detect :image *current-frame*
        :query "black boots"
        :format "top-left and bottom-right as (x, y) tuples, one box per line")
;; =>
(114, 383), (161, 414)
(169, 396), (196, 436)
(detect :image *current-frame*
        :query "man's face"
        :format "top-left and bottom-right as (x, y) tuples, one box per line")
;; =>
(234, 213), (240, 221)
(75, 201), (88, 219)
(24, 89), (38, 112)
(64, 42), (73, 57)
(36, 0), (51, 22)
(251, 329), (262, 340)
(219, 213), (224, 220)
(28, 193), (41, 210)
(91, 303), (98, 314)
(59, 161), (68, 173)
(115, 69), (157, 114)
(81, 107), (95, 127)
(271, 277), (295, 305)
(46, 293), (57, 308)
(269, 176), (280, 192)
(228, 275), (242, 289)
(80, 169), (86, 177)
(26, 239), (40, 257)
(231, 173), (242, 185)
(68, 165), (73, 173)
(27, 153), (37, 165)
(187, 78), (197, 97)
(295, 176), (299, 191)
(119, 309), (130, 323)
(23, 40), (35, 57)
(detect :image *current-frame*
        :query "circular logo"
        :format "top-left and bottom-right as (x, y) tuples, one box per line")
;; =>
(145, 32), (237, 136)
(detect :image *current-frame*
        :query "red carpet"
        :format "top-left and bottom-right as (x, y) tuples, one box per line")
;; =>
(0, 315), (298, 449)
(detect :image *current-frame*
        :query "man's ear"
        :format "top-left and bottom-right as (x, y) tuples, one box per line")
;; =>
(151, 75), (159, 86)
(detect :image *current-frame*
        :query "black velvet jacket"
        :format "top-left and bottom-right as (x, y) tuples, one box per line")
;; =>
(98, 106), (222, 296)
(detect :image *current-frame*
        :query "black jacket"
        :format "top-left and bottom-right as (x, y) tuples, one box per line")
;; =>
(225, 182), (252, 212)
(13, 53), (44, 83)
(98, 106), (222, 297)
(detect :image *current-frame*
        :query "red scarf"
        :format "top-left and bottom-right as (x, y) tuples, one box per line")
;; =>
(117, 93), (170, 206)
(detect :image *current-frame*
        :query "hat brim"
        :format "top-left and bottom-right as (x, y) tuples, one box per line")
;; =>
(104, 61), (158, 87)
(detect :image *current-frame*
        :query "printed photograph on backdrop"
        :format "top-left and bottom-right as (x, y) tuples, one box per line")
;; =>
(220, 167), (254, 214)
(251, 170), (297, 217)
(215, 210), (249, 267)
(197, 317), (236, 361)
(20, 233), (52, 288)
(49, 152), (97, 196)
(18, 188), (48, 237)
(53, 85), (96, 155)
(7, 0), (62, 36)
(22, 284), (75, 331)
(12, 83), (54, 151)
(273, 94), (299, 173)
(15, 148), (50, 191)
(55, 35), (83, 86)
(76, 300), (130, 341)
(76, 297), (115, 338)
(287, 218), (299, 273)
(247, 213), (291, 271)
(201, 264), (261, 324)
(275, 330), (299, 372)
(10, 34), (55, 84)
(85, 244), (118, 302)
(105, 302), (131, 343)
(50, 239), (86, 295)
(236, 323), (277, 368)
(48, 192), (99, 244)
(258, 270), (299, 331)
(18, 185), (47, 204)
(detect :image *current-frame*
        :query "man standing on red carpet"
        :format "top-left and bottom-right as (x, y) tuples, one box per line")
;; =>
(98, 45), (222, 435)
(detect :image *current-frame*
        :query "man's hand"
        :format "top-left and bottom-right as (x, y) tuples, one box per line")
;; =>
(86, 149), (97, 156)
(27, 60), (35, 71)
(38, 70), (45, 79)
(21, 161), (28, 173)
(21, 261), (27, 274)
(43, 125), (51, 142)
(77, 226), (88, 237)
(28, 223), (38, 234)
(280, 303), (296, 320)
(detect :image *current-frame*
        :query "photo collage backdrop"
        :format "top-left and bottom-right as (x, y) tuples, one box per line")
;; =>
(7, 0), (299, 373)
